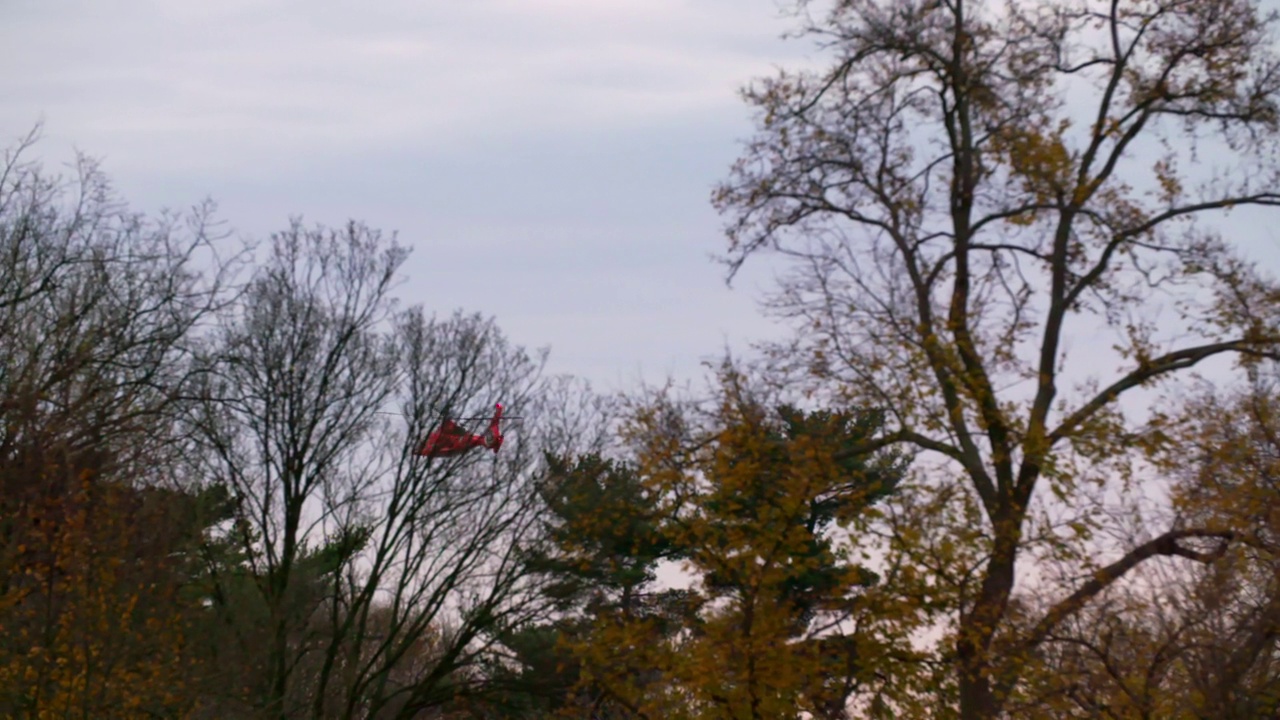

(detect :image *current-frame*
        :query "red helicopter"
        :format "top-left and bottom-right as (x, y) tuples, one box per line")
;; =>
(416, 403), (508, 458)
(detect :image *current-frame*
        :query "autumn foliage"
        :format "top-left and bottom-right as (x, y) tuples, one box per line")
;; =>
(6, 0), (1280, 715)
(0, 463), (204, 718)
(522, 371), (912, 719)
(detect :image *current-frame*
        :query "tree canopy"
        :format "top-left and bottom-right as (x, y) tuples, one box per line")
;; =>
(7, 2), (1280, 715)
(713, 0), (1280, 717)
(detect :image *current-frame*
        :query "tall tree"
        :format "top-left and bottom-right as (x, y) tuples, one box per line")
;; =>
(183, 222), (562, 719)
(0, 129), (233, 717)
(627, 371), (910, 720)
(0, 131), (240, 712)
(537, 369), (909, 719)
(714, 1), (1280, 716)
(183, 221), (403, 717)
(530, 452), (684, 719)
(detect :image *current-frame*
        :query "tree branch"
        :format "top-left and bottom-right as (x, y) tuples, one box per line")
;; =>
(1048, 340), (1279, 446)
(1021, 529), (1234, 654)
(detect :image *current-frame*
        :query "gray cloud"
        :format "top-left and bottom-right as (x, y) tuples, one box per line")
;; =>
(2, 0), (801, 388)
(4, 1), (804, 174)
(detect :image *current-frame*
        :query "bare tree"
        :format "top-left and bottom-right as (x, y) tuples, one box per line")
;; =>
(182, 221), (571, 719)
(714, 1), (1280, 716)
(183, 221), (404, 717)
(0, 128), (234, 716)
(322, 307), (554, 720)
(0, 127), (231, 477)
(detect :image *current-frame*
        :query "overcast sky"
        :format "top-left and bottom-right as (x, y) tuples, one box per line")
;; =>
(2, 0), (814, 393)
(5, 1), (1279, 401)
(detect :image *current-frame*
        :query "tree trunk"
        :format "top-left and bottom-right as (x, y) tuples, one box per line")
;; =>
(957, 522), (1019, 719)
